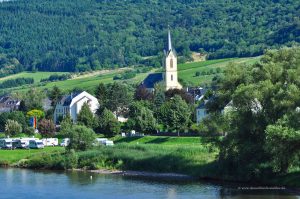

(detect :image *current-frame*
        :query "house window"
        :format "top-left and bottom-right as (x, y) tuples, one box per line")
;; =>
(171, 74), (173, 81)
(170, 59), (173, 68)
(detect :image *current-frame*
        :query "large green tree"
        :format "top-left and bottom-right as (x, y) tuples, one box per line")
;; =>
(77, 102), (95, 128)
(105, 82), (133, 117)
(48, 86), (63, 107)
(215, 47), (300, 178)
(158, 95), (191, 135)
(67, 125), (96, 151)
(126, 101), (157, 134)
(95, 108), (120, 137)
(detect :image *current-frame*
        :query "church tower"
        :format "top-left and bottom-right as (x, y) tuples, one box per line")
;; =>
(164, 28), (182, 90)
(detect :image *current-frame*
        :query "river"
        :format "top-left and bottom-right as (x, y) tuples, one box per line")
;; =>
(0, 168), (299, 199)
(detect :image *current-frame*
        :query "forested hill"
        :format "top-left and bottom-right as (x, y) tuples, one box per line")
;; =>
(0, 0), (299, 74)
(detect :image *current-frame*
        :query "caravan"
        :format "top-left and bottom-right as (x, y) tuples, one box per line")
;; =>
(14, 138), (37, 149)
(42, 138), (58, 146)
(29, 140), (44, 149)
(0, 139), (13, 149)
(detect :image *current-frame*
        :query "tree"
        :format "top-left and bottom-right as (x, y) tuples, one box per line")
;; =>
(77, 102), (95, 128)
(105, 82), (133, 117)
(38, 119), (56, 138)
(48, 86), (63, 107)
(158, 95), (191, 135)
(95, 83), (107, 106)
(215, 48), (300, 178)
(265, 112), (300, 173)
(0, 113), (9, 132)
(96, 108), (120, 137)
(165, 88), (193, 104)
(23, 89), (45, 110)
(7, 111), (27, 130)
(134, 85), (153, 101)
(5, 119), (22, 136)
(60, 114), (73, 135)
(67, 125), (96, 151)
(26, 109), (45, 121)
(126, 101), (157, 134)
(18, 100), (28, 112)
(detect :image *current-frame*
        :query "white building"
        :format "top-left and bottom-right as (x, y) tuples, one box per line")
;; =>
(141, 28), (182, 91)
(53, 91), (99, 124)
(196, 100), (209, 124)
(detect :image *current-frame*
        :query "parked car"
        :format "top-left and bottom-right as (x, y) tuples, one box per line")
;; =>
(60, 138), (70, 147)
(0, 139), (13, 149)
(29, 140), (44, 149)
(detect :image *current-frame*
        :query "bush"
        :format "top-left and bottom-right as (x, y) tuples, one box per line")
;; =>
(64, 149), (78, 169)
(5, 119), (22, 136)
(67, 125), (96, 151)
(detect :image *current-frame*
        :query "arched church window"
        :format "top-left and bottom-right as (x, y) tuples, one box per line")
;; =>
(170, 59), (173, 68)
(171, 74), (173, 81)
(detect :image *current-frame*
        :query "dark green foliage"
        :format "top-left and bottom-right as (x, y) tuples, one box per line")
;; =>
(60, 114), (73, 135)
(48, 86), (63, 107)
(113, 71), (136, 80)
(165, 88), (193, 104)
(0, 111), (26, 132)
(134, 85), (153, 101)
(158, 95), (191, 135)
(94, 83), (107, 107)
(0, 78), (34, 89)
(105, 82), (133, 116)
(77, 103), (95, 128)
(40, 74), (71, 82)
(0, 0), (298, 72)
(95, 108), (121, 137)
(126, 101), (157, 134)
(214, 47), (300, 179)
(67, 125), (96, 151)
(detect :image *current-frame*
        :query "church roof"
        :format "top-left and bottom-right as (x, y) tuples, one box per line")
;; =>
(141, 73), (163, 89)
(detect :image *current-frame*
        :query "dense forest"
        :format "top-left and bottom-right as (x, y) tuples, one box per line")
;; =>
(0, 0), (299, 74)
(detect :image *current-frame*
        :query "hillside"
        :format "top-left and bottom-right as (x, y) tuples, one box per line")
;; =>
(0, 0), (298, 75)
(0, 57), (259, 94)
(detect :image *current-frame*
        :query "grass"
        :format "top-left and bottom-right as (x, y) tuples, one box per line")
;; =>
(114, 136), (206, 145)
(0, 57), (261, 93)
(0, 71), (69, 83)
(178, 56), (261, 85)
(0, 147), (64, 164)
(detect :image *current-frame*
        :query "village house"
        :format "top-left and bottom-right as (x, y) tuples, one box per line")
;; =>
(0, 95), (20, 113)
(53, 91), (99, 124)
(196, 100), (209, 124)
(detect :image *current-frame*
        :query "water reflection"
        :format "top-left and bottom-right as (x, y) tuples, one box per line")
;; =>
(0, 168), (299, 199)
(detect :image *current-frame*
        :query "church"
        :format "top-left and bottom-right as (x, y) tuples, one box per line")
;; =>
(141, 29), (182, 91)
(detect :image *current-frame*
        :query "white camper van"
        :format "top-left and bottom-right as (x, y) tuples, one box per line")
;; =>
(0, 139), (13, 149)
(15, 138), (36, 149)
(29, 140), (44, 149)
(42, 138), (58, 146)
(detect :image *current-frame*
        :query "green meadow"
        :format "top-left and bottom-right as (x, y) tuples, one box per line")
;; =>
(0, 56), (261, 93)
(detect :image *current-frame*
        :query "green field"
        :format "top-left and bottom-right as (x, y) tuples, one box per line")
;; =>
(178, 56), (261, 85)
(0, 57), (261, 93)
(0, 147), (64, 164)
(0, 72), (69, 83)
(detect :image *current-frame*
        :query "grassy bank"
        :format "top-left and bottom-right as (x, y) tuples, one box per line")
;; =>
(0, 136), (299, 188)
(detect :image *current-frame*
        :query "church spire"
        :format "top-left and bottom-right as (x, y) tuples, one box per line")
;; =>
(168, 26), (172, 51)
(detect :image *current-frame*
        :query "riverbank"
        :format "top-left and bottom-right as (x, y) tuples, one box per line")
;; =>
(0, 136), (299, 189)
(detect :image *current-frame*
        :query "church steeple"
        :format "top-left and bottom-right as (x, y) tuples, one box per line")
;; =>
(164, 26), (182, 91)
(168, 26), (172, 51)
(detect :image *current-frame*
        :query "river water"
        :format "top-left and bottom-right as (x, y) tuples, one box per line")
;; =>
(0, 168), (299, 199)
